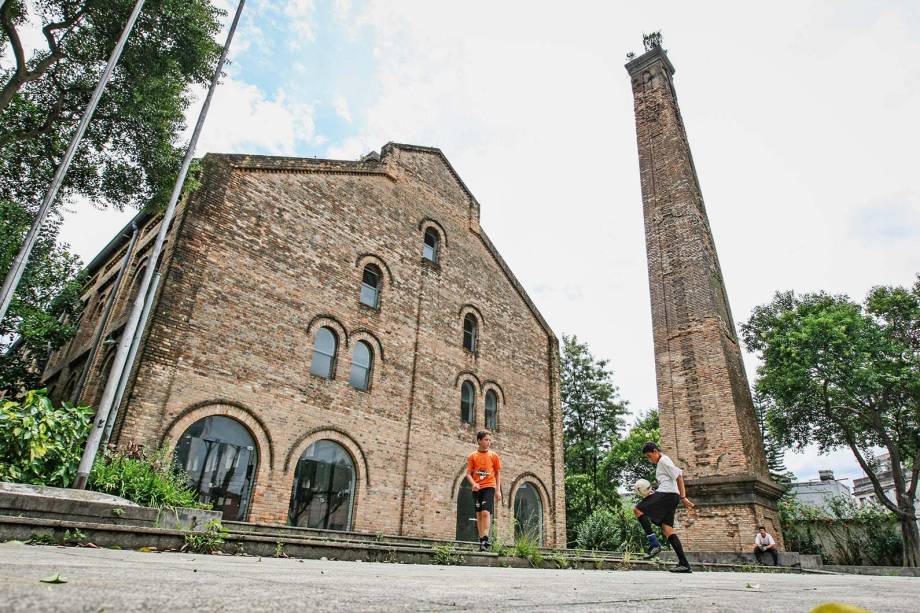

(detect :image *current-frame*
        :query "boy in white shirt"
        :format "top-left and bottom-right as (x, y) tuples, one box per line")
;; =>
(633, 441), (695, 573)
(753, 526), (779, 565)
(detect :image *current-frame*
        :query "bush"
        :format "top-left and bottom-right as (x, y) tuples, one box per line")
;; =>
(89, 445), (206, 509)
(779, 495), (903, 565)
(0, 389), (92, 486)
(575, 502), (655, 553)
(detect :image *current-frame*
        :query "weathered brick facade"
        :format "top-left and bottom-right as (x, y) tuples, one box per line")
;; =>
(626, 45), (784, 551)
(43, 144), (566, 546)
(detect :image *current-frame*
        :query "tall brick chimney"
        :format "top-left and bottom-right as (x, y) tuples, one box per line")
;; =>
(625, 37), (785, 551)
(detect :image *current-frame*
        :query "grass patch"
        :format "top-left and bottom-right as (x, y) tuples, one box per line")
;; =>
(432, 543), (463, 565)
(182, 519), (226, 554)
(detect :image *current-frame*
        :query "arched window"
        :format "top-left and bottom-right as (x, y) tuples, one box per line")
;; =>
(130, 266), (147, 301)
(289, 439), (356, 531)
(514, 483), (544, 546)
(310, 327), (338, 379)
(360, 264), (381, 308)
(460, 381), (474, 424)
(349, 341), (373, 390)
(455, 478), (478, 542)
(463, 314), (478, 352)
(173, 415), (258, 521)
(485, 390), (498, 431)
(423, 228), (439, 263)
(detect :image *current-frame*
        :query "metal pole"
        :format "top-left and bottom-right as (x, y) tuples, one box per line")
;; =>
(73, 0), (246, 488)
(71, 223), (140, 406)
(101, 272), (160, 448)
(0, 0), (146, 325)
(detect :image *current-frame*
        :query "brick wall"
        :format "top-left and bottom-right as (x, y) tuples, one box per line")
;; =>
(55, 144), (565, 546)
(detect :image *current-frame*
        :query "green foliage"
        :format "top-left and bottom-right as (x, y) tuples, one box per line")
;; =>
(431, 543), (463, 565)
(601, 410), (659, 491)
(0, 388), (92, 486)
(27, 532), (56, 545)
(182, 519), (226, 554)
(548, 552), (570, 569)
(513, 533), (544, 567)
(779, 495), (903, 566)
(0, 0), (224, 213)
(560, 334), (630, 543)
(1, 200), (84, 398)
(88, 445), (205, 509)
(741, 280), (920, 566)
(574, 504), (649, 553)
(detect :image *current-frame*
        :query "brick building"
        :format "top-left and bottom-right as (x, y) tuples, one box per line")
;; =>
(42, 143), (566, 546)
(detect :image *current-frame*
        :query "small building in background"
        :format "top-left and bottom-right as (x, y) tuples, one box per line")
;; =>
(853, 452), (920, 510)
(789, 470), (852, 509)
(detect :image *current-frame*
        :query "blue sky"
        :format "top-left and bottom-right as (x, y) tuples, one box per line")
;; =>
(56, 1), (920, 486)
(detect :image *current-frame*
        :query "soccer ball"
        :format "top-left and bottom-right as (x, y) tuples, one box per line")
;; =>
(634, 479), (652, 498)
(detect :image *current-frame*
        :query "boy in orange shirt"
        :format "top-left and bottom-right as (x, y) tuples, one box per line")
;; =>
(466, 431), (502, 551)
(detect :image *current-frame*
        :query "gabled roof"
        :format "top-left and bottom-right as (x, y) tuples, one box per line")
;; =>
(380, 143), (556, 343)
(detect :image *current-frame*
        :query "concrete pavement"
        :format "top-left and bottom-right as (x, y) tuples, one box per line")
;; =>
(0, 542), (915, 612)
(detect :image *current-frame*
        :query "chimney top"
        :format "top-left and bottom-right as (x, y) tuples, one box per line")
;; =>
(819, 470), (835, 481)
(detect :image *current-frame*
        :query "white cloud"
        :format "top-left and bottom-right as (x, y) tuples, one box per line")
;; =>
(284, 0), (317, 47)
(333, 96), (353, 124)
(189, 78), (316, 155)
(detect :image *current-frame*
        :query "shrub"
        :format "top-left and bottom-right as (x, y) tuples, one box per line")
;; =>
(575, 503), (650, 553)
(779, 494), (902, 565)
(89, 445), (206, 509)
(513, 533), (544, 567)
(0, 389), (92, 486)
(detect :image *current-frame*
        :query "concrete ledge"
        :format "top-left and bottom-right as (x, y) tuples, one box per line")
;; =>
(822, 565), (920, 577)
(0, 515), (807, 574)
(0, 482), (221, 532)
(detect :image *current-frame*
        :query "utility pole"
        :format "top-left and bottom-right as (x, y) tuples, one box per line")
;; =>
(0, 0), (147, 324)
(73, 0), (247, 489)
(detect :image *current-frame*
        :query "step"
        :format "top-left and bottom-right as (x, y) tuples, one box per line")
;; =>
(0, 514), (810, 574)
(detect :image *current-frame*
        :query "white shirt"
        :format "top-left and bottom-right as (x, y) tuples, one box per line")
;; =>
(755, 533), (776, 547)
(655, 453), (683, 494)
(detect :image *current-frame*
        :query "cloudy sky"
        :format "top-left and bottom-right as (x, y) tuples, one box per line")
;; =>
(55, 1), (919, 485)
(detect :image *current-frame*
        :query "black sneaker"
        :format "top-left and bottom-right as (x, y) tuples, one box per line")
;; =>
(482, 538), (490, 551)
(643, 545), (661, 559)
(669, 564), (692, 573)
(478, 540), (486, 552)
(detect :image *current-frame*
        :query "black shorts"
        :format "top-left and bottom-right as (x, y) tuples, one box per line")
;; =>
(636, 491), (681, 527)
(473, 487), (495, 514)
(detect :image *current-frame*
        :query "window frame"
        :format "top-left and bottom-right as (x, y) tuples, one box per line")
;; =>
(348, 340), (374, 391)
(359, 264), (382, 309)
(462, 313), (478, 353)
(310, 326), (338, 379)
(484, 389), (498, 431)
(460, 381), (475, 425)
(423, 228), (440, 263)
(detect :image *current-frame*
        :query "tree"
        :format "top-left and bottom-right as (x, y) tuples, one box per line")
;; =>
(741, 280), (920, 566)
(754, 393), (795, 488)
(1, 0), (224, 212)
(560, 334), (629, 541)
(1, 200), (84, 397)
(601, 409), (659, 491)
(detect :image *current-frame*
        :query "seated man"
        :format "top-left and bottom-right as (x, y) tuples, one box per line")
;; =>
(753, 526), (779, 565)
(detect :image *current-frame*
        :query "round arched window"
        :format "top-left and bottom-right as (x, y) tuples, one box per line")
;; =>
(514, 482), (544, 546)
(310, 327), (338, 379)
(360, 264), (381, 308)
(463, 314), (478, 352)
(460, 381), (475, 425)
(289, 440), (356, 531)
(485, 390), (498, 431)
(423, 228), (439, 263)
(349, 341), (373, 390)
(173, 415), (258, 521)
